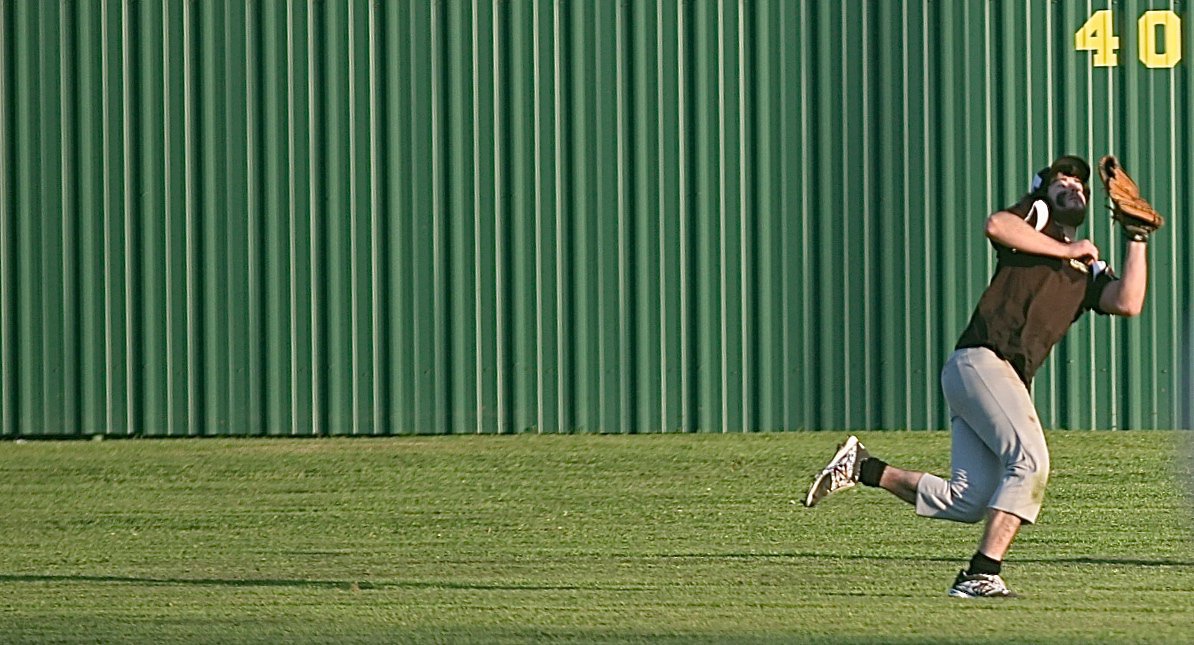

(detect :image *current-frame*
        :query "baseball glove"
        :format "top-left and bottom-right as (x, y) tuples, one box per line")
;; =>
(1098, 155), (1164, 242)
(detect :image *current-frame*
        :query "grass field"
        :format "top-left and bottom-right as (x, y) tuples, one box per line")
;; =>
(1, 431), (1191, 643)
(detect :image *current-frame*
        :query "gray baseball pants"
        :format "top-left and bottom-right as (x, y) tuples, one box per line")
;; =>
(916, 346), (1051, 525)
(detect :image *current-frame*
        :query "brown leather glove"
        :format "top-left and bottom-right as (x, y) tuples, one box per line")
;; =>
(1099, 155), (1164, 243)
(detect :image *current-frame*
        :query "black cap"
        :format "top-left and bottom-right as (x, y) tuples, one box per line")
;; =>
(1046, 154), (1090, 184)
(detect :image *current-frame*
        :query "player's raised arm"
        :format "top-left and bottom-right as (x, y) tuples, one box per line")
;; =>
(1095, 156), (1162, 318)
(1098, 241), (1147, 317)
(984, 210), (1099, 263)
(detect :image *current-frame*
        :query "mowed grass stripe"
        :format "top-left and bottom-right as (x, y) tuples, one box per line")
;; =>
(0, 431), (1191, 643)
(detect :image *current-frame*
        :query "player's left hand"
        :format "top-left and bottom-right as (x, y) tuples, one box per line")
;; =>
(1099, 156), (1164, 243)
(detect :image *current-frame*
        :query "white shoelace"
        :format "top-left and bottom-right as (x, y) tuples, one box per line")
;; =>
(827, 451), (857, 490)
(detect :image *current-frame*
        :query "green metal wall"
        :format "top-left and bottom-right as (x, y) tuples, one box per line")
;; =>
(1, 0), (1191, 436)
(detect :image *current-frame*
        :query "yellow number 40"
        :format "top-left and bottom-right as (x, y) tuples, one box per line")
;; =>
(1075, 10), (1182, 69)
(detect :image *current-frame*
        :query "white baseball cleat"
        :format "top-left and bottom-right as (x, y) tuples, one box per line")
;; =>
(803, 435), (870, 507)
(948, 570), (1017, 598)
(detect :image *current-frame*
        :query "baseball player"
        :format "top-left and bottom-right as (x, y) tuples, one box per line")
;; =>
(802, 155), (1163, 598)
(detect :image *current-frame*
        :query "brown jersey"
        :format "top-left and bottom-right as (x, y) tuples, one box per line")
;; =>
(955, 194), (1118, 386)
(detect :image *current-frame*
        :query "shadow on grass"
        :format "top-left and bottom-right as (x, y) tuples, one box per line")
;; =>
(1019, 556), (1194, 568)
(657, 552), (1194, 568)
(0, 574), (650, 592)
(658, 552), (959, 563)
(4, 555), (1187, 592)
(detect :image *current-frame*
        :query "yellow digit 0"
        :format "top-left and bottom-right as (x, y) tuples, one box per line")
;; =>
(1075, 10), (1120, 67)
(1139, 11), (1182, 69)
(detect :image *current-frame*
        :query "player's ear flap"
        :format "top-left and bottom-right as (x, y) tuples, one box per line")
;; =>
(1031, 167), (1049, 192)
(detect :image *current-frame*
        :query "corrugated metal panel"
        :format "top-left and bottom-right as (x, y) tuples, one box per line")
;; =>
(1, 0), (1191, 436)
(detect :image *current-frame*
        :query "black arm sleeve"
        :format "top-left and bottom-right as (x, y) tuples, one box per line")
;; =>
(1083, 264), (1119, 315)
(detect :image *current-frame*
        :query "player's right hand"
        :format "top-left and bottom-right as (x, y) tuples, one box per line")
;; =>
(1065, 239), (1100, 264)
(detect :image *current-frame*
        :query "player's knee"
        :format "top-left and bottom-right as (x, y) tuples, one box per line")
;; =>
(1005, 452), (1051, 506)
(955, 494), (992, 523)
(948, 482), (994, 524)
(1007, 451), (1050, 483)
(954, 505), (987, 524)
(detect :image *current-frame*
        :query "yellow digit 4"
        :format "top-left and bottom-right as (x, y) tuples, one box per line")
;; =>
(1075, 9), (1120, 67)
(1139, 11), (1182, 69)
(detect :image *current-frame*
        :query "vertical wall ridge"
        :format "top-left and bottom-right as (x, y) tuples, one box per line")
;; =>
(0, 0), (10, 437)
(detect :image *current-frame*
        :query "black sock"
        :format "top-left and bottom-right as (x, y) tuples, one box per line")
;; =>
(967, 552), (1002, 576)
(858, 458), (887, 487)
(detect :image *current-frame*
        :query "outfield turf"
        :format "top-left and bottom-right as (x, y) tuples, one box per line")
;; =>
(0, 431), (1191, 643)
